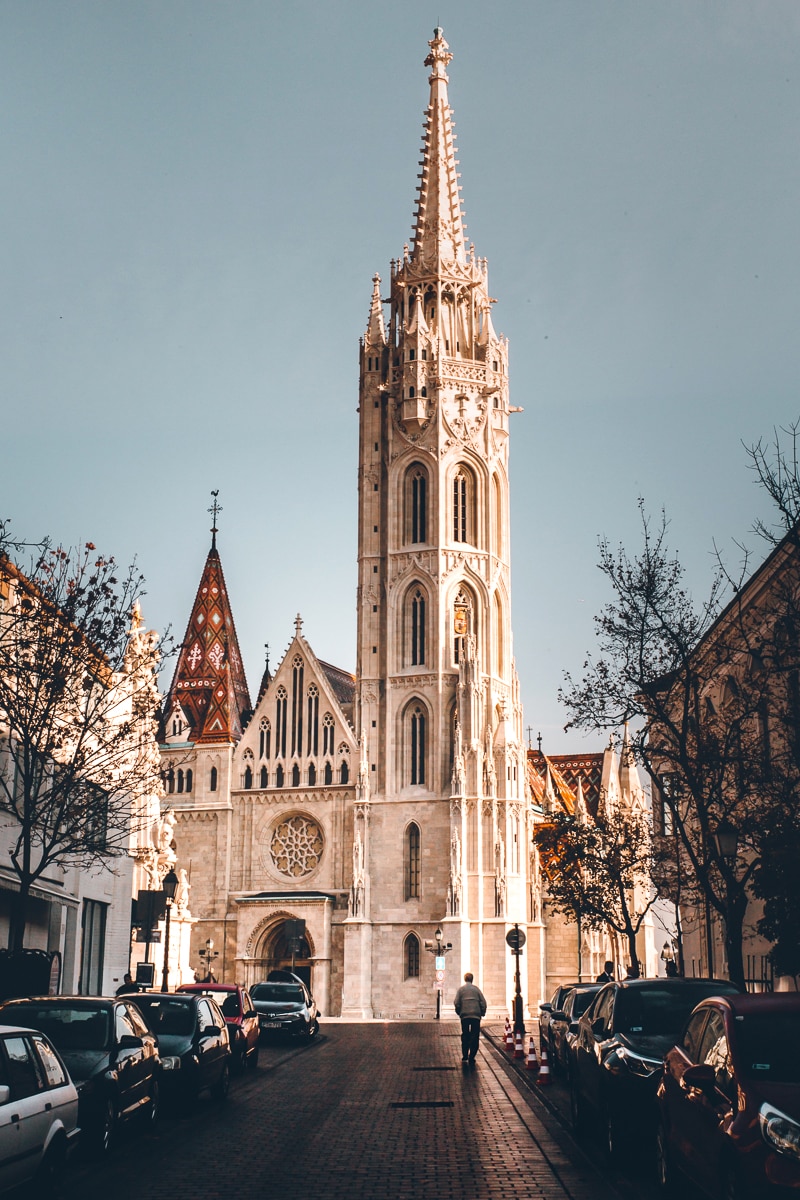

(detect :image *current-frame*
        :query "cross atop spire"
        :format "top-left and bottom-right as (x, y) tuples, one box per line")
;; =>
(208, 490), (222, 550)
(411, 27), (467, 269)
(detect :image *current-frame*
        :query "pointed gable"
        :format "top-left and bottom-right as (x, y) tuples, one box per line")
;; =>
(162, 544), (251, 745)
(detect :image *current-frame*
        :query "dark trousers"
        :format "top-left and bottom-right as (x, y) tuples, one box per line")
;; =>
(460, 1017), (481, 1061)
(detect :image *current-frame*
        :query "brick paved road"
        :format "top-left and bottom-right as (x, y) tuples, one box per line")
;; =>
(59, 1022), (629, 1200)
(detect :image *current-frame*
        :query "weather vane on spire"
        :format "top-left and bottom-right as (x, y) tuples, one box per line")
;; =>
(208, 490), (222, 549)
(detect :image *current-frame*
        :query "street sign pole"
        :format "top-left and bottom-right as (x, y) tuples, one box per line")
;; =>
(505, 923), (527, 1037)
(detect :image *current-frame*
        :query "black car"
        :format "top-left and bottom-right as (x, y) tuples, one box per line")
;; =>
(131, 993), (231, 1104)
(250, 979), (319, 1040)
(538, 983), (580, 1059)
(570, 977), (742, 1162)
(0, 995), (161, 1154)
(549, 983), (603, 1074)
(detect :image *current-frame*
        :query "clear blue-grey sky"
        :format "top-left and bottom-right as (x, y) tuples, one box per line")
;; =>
(3, 1), (800, 751)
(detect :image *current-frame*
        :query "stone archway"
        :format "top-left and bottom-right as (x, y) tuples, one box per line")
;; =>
(253, 914), (317, 992)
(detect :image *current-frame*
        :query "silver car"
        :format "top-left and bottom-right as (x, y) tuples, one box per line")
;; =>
(0, 1024), (79, 1193)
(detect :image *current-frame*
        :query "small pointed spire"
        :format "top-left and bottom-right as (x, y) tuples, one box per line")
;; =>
(294, 613), (303, 636)
(410, 28), (467, 268)
(365, 273), (387, 345)
(208, 490), (222, 550)
(575, 776), (588, 826)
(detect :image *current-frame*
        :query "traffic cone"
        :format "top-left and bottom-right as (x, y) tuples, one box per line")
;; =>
(526, 1036), (540, 1072)
(514, 1030), (524, 1059)
(537, 1043), (551, 1085)
(505, 1024), (514, 1052)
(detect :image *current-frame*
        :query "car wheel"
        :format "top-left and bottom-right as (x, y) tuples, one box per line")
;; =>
(211, 1061), (230, 1103)
(306, 1018), (319, 1040)
(602, 1099), (625, 1165)
(655, 1121), (675, 1193)
(569, 1077), (586, 1137)
(93, 1097), (117, 1156)
(33, 1133), (66, 1195)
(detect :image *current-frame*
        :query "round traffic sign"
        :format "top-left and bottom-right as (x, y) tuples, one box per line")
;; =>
(506, 927), (526, 950)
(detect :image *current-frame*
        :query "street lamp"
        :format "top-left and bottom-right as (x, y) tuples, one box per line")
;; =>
(424, 926), (452, 1019)
(713, 819), (738, 862)
(198, 938), (219, 982)
(160, 867), (178, 993)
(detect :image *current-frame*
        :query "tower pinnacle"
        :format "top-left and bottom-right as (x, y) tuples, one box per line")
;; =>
(411, 27), (466, 268)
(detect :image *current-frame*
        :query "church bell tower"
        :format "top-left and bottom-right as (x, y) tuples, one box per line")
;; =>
(342, 28), (527, 1018)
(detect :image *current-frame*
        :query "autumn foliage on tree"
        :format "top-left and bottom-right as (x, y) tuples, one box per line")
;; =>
(0, 530), (168, 951)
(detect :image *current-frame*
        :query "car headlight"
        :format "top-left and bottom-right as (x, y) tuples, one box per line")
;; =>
(616, 1046), (661, 1077)
(760, 1104), (800, 1162)
(160, 1057), (181, 1071)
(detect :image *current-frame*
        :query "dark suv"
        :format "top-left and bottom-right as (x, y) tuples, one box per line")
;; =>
(570, 977), (741, 1161)
(250, 978), (319, 1040)
(0, 996), (161, 1155)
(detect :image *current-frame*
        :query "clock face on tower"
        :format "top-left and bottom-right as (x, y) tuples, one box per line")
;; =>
(442, 391), (485, 441)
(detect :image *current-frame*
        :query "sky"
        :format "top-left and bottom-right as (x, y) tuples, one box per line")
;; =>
(3, 1), (800, 752)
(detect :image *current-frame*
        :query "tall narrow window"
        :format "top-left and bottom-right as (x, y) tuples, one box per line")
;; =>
(453, 589), (472, 666)
(405, 823), (420, 899)
(307, 685), (319, 756)
(276, 688), (287, 758)
(410, 587), (426, 666)
(324, 761), (333, 785)
(322, 713), (334, 756)
(244, 765), (253, 789)
(339, 760), (349, 784)
(177, 769), (184, 794)
(260, 765), (268, 788)
(291, 657), (304, 757)
(259, 718), (271, 760)
(453, 467), (472, 543)
(404, 932), (420, 979)
(308, 762), (316, 786)
(79, 899), (107, 995)
(408, 467), (427, 544)
(186, 769), (193, 793)
(292, 763), (301, 787)
(276, 764), (284, 788)
(409, 705), (426, 786)
(210, 765), (218, 792)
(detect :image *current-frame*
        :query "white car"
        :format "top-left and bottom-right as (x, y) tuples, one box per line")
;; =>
(0, 1025), (79, 1193)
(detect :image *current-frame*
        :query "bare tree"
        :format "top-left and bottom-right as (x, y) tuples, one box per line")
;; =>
(0, 540), (169, 951)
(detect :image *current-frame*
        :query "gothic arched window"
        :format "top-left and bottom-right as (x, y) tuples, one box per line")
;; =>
(177, 769), (184, 794)
(339, 760), (349, 785)
(405, 464), (428, 545)
(324, 761), (333, 785)
(307, 685), (319, 756)
(292, 762), (301, 787)
(406, 585), (427, 667)
(404, 823), (420, 900)
(404, 932), (420, 979)
(185, 769), (193, 793)
(260, 765), (268, 788)
(322, 713), (335, 756)
(291, 656), (304, 757)
(259, 718), (271, 760)
(209, 765), (218, 792)
(275, 687), (288, 758)
(244, 765), (253, 790)
(494, 591), (505, 677)
(407, 704), (426, 786)
(308, 762), (317, 786)
(453, 588), (473, 666)
(452, 465), (475, 544)
(275, 764), (284, 788)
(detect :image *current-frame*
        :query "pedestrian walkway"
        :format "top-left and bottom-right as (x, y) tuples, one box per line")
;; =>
(61, 1020), (623, 1200)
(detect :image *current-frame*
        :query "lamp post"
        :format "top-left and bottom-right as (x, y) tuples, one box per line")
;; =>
(198, 938), (219, 982)
(160, 867), (178, 993)
(424, 926), (452, 1019)
(713, 818), (738, 863)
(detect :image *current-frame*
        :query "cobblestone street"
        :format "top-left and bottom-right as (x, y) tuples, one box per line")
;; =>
(57, 1021), (630, 1200)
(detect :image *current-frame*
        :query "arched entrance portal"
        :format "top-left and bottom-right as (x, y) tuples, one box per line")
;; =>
(262, 920), (314, 991)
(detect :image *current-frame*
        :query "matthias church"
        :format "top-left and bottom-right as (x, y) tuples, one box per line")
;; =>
(158, 30), (654, 1016)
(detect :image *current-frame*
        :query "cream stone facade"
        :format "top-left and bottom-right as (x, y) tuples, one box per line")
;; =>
(157, 29), (655, 1017)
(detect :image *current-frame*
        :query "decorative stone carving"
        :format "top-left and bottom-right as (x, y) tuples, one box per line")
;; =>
(269, 815), (323, 879)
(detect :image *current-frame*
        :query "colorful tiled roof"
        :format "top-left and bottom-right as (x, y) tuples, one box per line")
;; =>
(528, 749), (605, 818)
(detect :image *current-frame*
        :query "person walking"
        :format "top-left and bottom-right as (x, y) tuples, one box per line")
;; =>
(453, 972), (487, 1066)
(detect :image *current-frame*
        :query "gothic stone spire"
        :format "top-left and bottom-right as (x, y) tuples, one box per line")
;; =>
(411, 27), (467, 269)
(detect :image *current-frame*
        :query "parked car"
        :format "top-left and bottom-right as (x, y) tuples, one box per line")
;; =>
(538, 983), (580, 1059)
(250, 978), (319, 1040)
(570, 977), (742, 1161)
(656, 992), (800, 1198)
(0, 1024), (79, 1194)
(0, 996), (160, 1155)
(176, 983), (259, 1071)
(548, 983), (603, 1074)
(131, 993), (231, 1104)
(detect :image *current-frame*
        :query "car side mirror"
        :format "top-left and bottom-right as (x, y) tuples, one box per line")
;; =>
(199, 1025), (219, 1038)
(0, 1084), (9, 1105)
(118, 1034), (143, 1050)
(683, 1063), (716, 1093)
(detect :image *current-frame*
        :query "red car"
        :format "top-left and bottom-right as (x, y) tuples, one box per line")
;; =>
(177, 984), (259, 1072)
(657, 992), (800, 1198)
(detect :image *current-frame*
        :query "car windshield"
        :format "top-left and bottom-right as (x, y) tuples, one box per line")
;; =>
(615, 984), (740, 1036)
(4, 1004), (110, 1050)
(133, 998), (195, 1036)
(736, 1013), (800, 1083)
(251, 984), (304, 1003)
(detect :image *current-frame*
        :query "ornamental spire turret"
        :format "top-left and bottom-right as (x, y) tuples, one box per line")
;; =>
(411, 27), (467, 268)
(365, 273), (386, 346)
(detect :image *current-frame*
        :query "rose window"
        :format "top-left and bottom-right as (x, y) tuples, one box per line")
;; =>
(269, 815), (323, 878)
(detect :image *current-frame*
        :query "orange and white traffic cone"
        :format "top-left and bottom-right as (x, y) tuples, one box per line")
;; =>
(505, 1024), (514, 1052)
(526, 1036), (540, 1072)
(514, 1030), (524, 1059)
(504, 1017), (512, 1044)
(537, 1043), (551, 1085)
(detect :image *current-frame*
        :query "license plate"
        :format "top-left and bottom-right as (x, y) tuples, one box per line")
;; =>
(262, 1021), (281, 1028)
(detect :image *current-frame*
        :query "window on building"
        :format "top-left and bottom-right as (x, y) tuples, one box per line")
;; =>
(276, 687), (288, 758)
(404, 932), (420, 979)
(308, 762), (316, 786)
(244, 765), (253, 789)
(177, 769), (184, 794)
(259, 718), (271, 760)
(79, 899), (107, 995)
(453, 466), (474, 544)
(453, 588), (473, 666)
(186, 768), (193, 793)
(406, 465), (428, 545)
(322, 713), (335, 756)
(405, 823), (420, 899)
(307, 685), (319, 756)
(409, 705), (426, 786)
(339, 760), (349, 785)
(291, 657), (304, 757)
(324, 761), (333, 785)
(292, 763), (301, 787)
(276, 764), (284, 788)
(409, 586), (426, 666)
(210, 765), (218, 792)
(260, 765), (268, 788)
